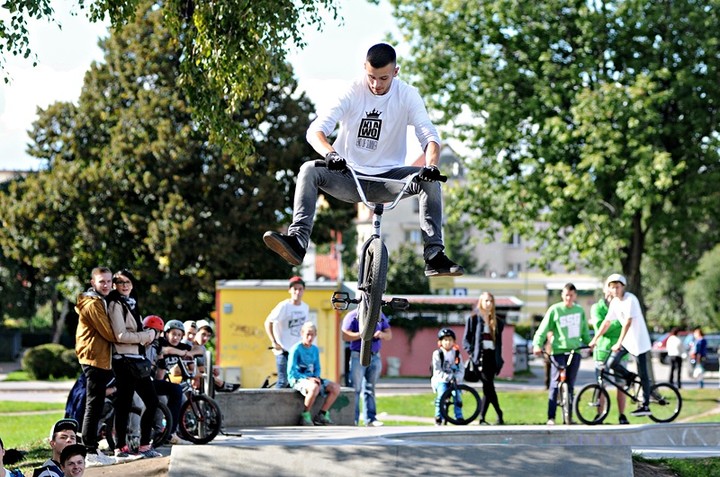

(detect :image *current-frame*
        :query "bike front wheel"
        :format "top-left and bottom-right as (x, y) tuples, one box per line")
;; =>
(178, 395), (223, 444)
(574, 383), (610, 425)
(439, 384), (482, 425)
(358, 238), (388, 366)
(648, 382), (682, 423)
(151, 400), (173, 448)
(557, 382), (572, 424)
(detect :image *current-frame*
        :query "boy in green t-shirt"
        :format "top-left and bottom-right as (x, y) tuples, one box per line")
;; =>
(533, 283), (590, 425)
(591, 285), (628, 424)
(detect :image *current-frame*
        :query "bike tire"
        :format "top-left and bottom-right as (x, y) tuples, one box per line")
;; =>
(358, 238), (388, 366)
(152, 400), (173, 448)
(648, 382), (682, 423)
(574, 383), (610, 425)
(178, 395), (223, 444)
(558, 382), (571, 424)
(439, 384), (482, 425)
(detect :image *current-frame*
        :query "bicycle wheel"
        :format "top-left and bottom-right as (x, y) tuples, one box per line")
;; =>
(439, 384), (482, 425)
(358, 238), (388, 366)
(558, 382), (571, 424)
(648, 382), (682, 423)
(178, 395), (222, 444)
(152, 401), (173, 448)
(575, 383), (610, 425)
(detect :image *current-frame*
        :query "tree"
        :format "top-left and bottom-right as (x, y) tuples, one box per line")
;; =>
(388, 0), (720, 311)
(0, 1), (329, 322)
(1, 0), (339, 163)
(386, 244), (430, 295)
(684, 245), (720, 329)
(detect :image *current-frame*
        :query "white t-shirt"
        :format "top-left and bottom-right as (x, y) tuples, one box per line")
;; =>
(264, 299), (310, 355)
(307, 76), (441, 174)
(666, 334), (684, 357)
(606, 292), (652, 356)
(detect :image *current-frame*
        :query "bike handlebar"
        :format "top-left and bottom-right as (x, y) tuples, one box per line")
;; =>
(313, 159), (448, 182)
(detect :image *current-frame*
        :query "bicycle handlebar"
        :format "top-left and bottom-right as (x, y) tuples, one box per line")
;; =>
(313, 159), (448, 182)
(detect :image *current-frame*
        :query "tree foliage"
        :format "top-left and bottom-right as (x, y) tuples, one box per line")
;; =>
(0, 1), (325, 321)
(388, 0), (720, 311)
(684, 245), (720, 329)
(1, 0), (338, 163)
(386, 243), (430, 295)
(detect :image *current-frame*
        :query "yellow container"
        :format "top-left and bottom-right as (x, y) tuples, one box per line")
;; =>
(215, 279), (348, 388)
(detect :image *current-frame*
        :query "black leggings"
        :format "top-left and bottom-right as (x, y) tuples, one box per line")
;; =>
(480, 349), (502, 420)
(112, 360), (159, 448)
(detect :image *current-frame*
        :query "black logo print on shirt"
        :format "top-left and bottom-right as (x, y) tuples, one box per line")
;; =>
(356, 109), (382, 151)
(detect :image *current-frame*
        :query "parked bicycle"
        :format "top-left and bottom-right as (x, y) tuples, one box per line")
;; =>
(575, 362), (682, 424)
(175, 356), (223, 444)
(330, 162), (446, 366)
(97, 389), (173, 451)
(543, 347), (585, 425)
(438, 376), (482, 425)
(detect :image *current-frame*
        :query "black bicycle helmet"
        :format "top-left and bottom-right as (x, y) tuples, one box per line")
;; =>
(437, 328), (456, 340)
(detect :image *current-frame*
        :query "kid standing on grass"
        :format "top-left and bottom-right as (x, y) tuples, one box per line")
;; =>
(431, 328), (464, 425)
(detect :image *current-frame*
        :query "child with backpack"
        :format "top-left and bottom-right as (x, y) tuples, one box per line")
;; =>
(431, 328), (464, 425)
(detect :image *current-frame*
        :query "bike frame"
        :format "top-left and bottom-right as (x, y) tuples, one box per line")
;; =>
(595, 364), (642, 403)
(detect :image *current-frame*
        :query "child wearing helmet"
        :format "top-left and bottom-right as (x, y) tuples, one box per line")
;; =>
(156, 319), (199, 383)
(431, 328), (464, 425)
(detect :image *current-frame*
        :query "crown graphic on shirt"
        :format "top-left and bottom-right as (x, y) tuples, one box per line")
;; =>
(365, 109), (382, 118)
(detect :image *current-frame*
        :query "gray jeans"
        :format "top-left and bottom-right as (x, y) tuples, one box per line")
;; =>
(288, 162), (445, 260)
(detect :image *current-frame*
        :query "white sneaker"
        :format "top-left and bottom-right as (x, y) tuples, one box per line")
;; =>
(366, 420), (384, 427)
(546, 419), (555, 426)
(168, 433), (192, 445)
(86, 450), (117, 467)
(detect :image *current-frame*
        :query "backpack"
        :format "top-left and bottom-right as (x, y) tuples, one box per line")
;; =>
(429, 347), (461, 376)
(65, 373), (87, 426)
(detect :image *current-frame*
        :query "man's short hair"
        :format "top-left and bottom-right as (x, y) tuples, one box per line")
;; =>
(49, 418), (78, 441)
(196, 319), (214, 335)
(59, 444), (87, 466)
(366, 43), (396, 68)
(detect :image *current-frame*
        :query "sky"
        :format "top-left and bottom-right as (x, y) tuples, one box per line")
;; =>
(0, 1), (407, 171)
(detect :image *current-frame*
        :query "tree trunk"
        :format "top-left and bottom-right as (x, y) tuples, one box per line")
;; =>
(622, 212), (646, 312)
(52, 298), (70, 344)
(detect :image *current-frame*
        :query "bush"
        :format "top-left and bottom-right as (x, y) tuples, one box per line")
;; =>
(21, 344), (80, 380)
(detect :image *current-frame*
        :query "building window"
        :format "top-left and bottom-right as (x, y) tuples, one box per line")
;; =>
(507, 262), (522, 278)
(508, 232), (521, 248)
(405, 229), (422, 244)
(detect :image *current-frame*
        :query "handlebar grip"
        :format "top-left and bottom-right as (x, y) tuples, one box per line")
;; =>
(438, 174), (448, 183)
(314, 159), (327, 167)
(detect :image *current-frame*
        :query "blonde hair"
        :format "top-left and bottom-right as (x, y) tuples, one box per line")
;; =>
(301, 321), (317, 333)
(477, 291), (498, 343)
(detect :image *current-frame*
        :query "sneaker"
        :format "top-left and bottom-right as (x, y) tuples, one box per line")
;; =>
(313, 412), (334, 426)
(168, 434), (192, 445)
(434, 417), (443, 426)
(424, 252), (464, 277)
(86, 450), (117, 467)
(114, 446), (144, 461)
(619, 414), (630, 425)
(216, 381), (240, 392)
(546, 419), (555, 426)
(630, 405), (651, 417)
(138, 446), (162, 458)
(366, 420), (384, 427)
(300, 411), (314, 426)
(263, 231), (306, 266)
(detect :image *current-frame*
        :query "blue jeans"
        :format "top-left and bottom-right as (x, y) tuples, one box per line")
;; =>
(289, 162), (444, 260)
(433, 382), (462, 420)
(548, 353), (581, 420)
(349, 351), (382, 424)
(275, 352), (290, 389)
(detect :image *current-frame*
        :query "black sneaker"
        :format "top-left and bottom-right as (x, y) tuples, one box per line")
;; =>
(630, 405), (651, 417)
(618, 414), (629, 425)
(216, 382), (240, 392)
(263, 231), (306, 266)
(424, 252), (464, 277)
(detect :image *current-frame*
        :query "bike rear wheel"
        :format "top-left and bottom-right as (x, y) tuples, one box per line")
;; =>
(178, 395), (222, 444)
(358, 238), (388, 366)
(152, 400), (173, 448)
(574, 383), (610, 425)
(439, 384), (482, 425)
(648, 382), (682, 423)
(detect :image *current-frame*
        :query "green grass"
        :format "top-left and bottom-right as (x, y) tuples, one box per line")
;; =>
(3, 370), (74, 382)
(0, 404), (65, 476)
(376, 387), (720, 425)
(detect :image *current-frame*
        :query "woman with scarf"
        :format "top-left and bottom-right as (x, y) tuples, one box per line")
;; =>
(463, 291), (505, 424)
(107, 269), (162, 458)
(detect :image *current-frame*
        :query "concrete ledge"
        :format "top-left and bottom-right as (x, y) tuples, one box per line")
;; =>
(215, 387), (355, 427)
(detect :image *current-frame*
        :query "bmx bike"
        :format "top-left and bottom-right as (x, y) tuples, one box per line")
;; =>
(329, 162), (447, 366)
(438, 377), (482, 425)
(543, 347), (585, 424)
(575, 361), (682, 424)
(175, 357), (223, 444)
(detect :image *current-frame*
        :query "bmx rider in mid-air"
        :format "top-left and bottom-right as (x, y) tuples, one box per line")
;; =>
(263, 42), (464, 278)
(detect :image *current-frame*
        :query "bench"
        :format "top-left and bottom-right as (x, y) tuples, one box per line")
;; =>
(214, 387), (356, 427)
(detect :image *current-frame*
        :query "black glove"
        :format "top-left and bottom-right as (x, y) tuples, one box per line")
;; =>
(325, 151), (347, 171)
(418, 165), (442, 182)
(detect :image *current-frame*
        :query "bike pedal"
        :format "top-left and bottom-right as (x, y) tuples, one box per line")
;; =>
(331, 291), (351, 310)
(387, 297), (410, 311)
